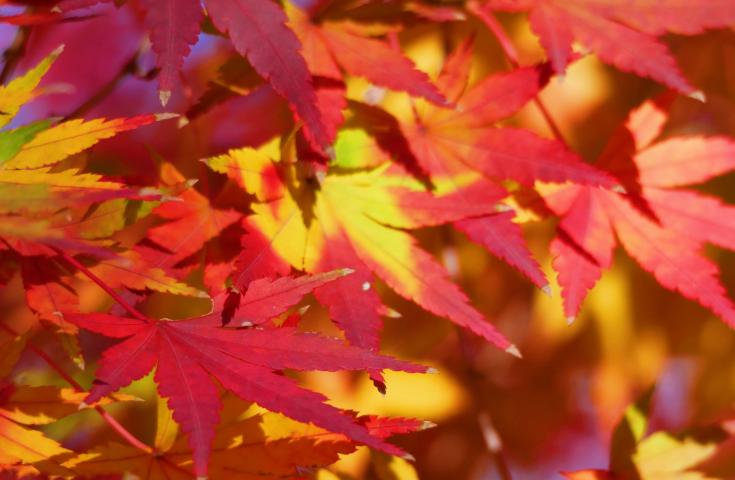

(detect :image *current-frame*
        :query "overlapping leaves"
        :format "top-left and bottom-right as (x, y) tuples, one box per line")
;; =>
(482, 0), (735, 94)
(545, 96), (735, 324)
(2, 1), (735, 479)
(67, 269), (428, 477)
(206, 137), (521, 355)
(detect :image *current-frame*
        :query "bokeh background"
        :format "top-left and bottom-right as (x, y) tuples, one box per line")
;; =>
(2, 1), (735, 478)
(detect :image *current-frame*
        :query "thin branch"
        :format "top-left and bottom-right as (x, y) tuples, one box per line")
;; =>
(478, 411), (514, 480)
(94, 408), (153, 453)
(0, 323), (153, 453)
(467, 1), (567, 144)
(0, 25), (30, 84)
(529, 96), (567, 144)
(468, 3), (521, 66)
(50, 246), (149, 322)
(456, 330), (515, 480)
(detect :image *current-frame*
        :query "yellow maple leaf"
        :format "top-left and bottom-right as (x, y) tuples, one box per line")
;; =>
(2, 114), (178, 170)
(0, 45), (62, 129)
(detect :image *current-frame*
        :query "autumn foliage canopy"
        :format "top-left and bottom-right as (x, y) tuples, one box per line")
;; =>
(2, 0), (735, 479)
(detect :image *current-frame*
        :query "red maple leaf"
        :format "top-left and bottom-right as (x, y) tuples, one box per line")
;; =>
(287, 2), (447, 106)
(67, 270), (427, 477)
(385, 38), (615, 288)
(57, 0), (332, 151)
(546, 96), (735, 325)
(480, 0), (735, 94)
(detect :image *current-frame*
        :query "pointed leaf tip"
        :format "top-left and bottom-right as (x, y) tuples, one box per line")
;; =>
(159, 90), (172, 107)
(402, 453), (416, 462)
(421, 420), (438, 430)
(51, 44), (65, 57)
(688, 90), (706, 103)
(505, 344), (522, 358)
(339, 268), (355, 276)
(325, 145), (336, 161)
(494, 203), (514, 213)
(541, 284), (552, 297)
(566, 316), (576, 326)
(155, 112), (179, 121)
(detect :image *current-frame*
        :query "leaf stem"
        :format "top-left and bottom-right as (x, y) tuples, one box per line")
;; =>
(50, 246), (150, 322)
(0, 324), (153, 453)
(467, 1), (567, 144)
(457, 331), (514, 480)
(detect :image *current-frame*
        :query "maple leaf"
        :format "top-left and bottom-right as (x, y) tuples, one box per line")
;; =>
(0, 48), (177, 212)
(203, 0), (331, 150)
(0, 408), (72, 477)
(50, 197), (155, 240)
(205, 138), (520, 356)
(145, 163), (241, 272)
(0, 45), (62, 129)
(280, 2), (451, 143)
(0, 45), (199, 339)
(0, 113), (177, 170)
(0, 383), (136, 426)
(357, 38), (618, 288)
(67, 270), (427, 477)
(398, 37), (614, 188)
(57, 0), (330, 149)
(139, 0), (203, 106)
(0, 380), (138, 477)
(286, 2), (446, 105)
(562, 389), (719, 480)
(545, 97), (735, 325)
(21, 255), (78, 332)
(481, 0), (735, 94)
(193, 8), (448, 144)
(67, 393), (429, 479)
(87, 249), (207, 298)
(0, 382), (123, 477)
(227, 230), (291, 294)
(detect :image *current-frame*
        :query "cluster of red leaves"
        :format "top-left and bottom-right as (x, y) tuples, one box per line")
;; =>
(1, 0), (735, 478)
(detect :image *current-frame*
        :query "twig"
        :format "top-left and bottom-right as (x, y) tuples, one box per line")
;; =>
(456, 330), (515, 480)
(50, 246), (150, 322)
(0, 323), (153, 453)
(467, 1), (567, 144)
(478, 411), (514, 480)
(0, 25), (30, 84)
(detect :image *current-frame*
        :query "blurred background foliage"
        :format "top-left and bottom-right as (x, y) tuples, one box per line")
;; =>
(1, 2), (735, 479)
